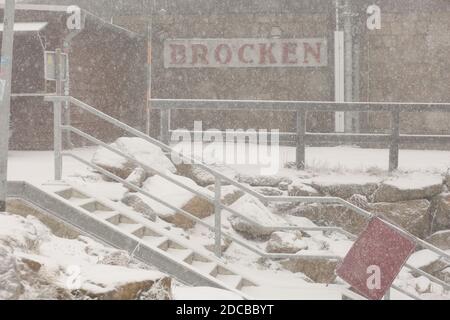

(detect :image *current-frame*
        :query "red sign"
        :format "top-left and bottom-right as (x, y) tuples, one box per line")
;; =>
(164, 38), (327, 68)
(336, 218), (416, 300)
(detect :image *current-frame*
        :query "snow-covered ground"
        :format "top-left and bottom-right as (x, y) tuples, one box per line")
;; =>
(5, 143), (450, 300)
(8, 144), (450, 183)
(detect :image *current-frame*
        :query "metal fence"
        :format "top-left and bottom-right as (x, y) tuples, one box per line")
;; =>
(151, 99), (450, 171)
(45, 95), (450, 300)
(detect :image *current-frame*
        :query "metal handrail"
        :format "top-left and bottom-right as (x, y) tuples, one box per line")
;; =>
(46, 95), (450, 299)
(151, 98), (450, 171)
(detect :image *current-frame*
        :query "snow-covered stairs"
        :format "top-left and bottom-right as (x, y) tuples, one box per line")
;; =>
(7, 181), (358, 300)
(51, 184), (259, 295)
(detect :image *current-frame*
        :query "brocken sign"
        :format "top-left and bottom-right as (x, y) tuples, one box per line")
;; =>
(164, 38), (327, 68)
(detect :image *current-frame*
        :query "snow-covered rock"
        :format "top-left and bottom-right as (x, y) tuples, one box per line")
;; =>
(236, 174), (291, 188)
(310, 175), (380, 199)
(280, 258), (339, 283)
(371, 199), (431, 239)
(92, 137), (176, 179)
(426, 230), (450, 250)
(206, 185), (244, 206)
(125, 167), (147, 189)
(282, 203), (368, 235)
(0, 246), (24, 300)
(0, 212), (172, 300)
(347, 194), (371, 211)
(141, 172), (214, 228)
(176, 163), (216, 187)
(254, 187), (284, 197)
(372, 173), (443, 203)
(121, 193), (157, 222)
(266, 232), (308, 254)
(228, 195), (286, 239)
(288, 180), (320, 197)
(72, 265), (171, 300)
(429, 193), (450, 232)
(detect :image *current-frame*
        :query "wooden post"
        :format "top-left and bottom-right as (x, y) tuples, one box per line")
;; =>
(296, 109), (306, 170)
(389, 110), (400, 171)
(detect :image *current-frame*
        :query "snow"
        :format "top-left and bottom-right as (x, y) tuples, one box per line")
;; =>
(311, 174), (381, 186)
(7, 145), (450, 185)
(0, 212), (168, 299)
(407, 249), (441, 269)
(172, 286), (243, 300)
(0, 22), (48, 32)
(141, 171), (213, 217)
(382, 172), (444, 190)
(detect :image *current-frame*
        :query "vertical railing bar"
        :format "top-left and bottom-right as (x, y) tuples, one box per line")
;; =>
(53, 100), (62, 180)
(296, 108), (306, 169)
(389, 109), (400, 171)
(160, 109), (170, 145)
(214, 177), (222, 258)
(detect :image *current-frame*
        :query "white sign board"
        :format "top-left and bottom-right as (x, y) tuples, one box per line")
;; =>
(44, 51), (68, 81)
(164, 38), (327, 68)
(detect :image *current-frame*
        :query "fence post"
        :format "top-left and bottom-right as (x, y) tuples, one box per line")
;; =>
(214, 177), (222, 258)
(160, 109), (170, 145)
(296, 109), (306, 170)
(389, 110), (400, 171)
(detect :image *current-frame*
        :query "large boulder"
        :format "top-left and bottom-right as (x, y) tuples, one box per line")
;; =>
(283, 203), (368, 235)
(426, 230), (450, 250)
(228, 195), (287, 239)
(236, 174), (291, 188)
(429, 193), (450, 232)
(266, 232), (308, 254)
(176, 163), (216, 187)
(254, 187), (284, 197)
(206, 185), (245, 206)
(0, 246), (24, 300)
(310, 175), (380, 199)
(372, 173), (443, 203)
(141, 172), (214, 228)
(371, 199), (431, 239)
(121, 193), (157, 222)
(280, 258), (339, 283)
(92, 137), (176, 179)
(73, 265), (171, 300)
(288, 180), (320, 197)
(125, 167), (147, 189)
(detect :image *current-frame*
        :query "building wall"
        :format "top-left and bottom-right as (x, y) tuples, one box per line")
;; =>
(114, 0), (450, 141)
(1, 9), (147, 150)
(359, 9), (450, 135)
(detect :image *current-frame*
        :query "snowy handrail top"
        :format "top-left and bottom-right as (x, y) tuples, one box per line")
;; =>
(0, 22), (48, 32)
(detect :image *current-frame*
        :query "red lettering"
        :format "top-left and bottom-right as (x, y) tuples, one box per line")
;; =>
(215, 44), (232, 64)
(191, 44), (209, 65)
(170, 44), (186, 64)
(304, 42), (322, 64)
(259, 43), (277, 64)
(238, 44), (254, 64)
(282, 42), (298, 64)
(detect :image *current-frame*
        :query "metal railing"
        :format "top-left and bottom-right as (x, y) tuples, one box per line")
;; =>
(151, 98), (450, 171)
(46, 95), (450, 300)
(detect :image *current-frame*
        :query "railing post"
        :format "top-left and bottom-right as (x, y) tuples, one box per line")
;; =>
(296, 109), (306, 170)
(160, 109), (170, 145)
(389, 110), (400, 171)
(214, 177), (222, 258)
(54, 100), (63, 180)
